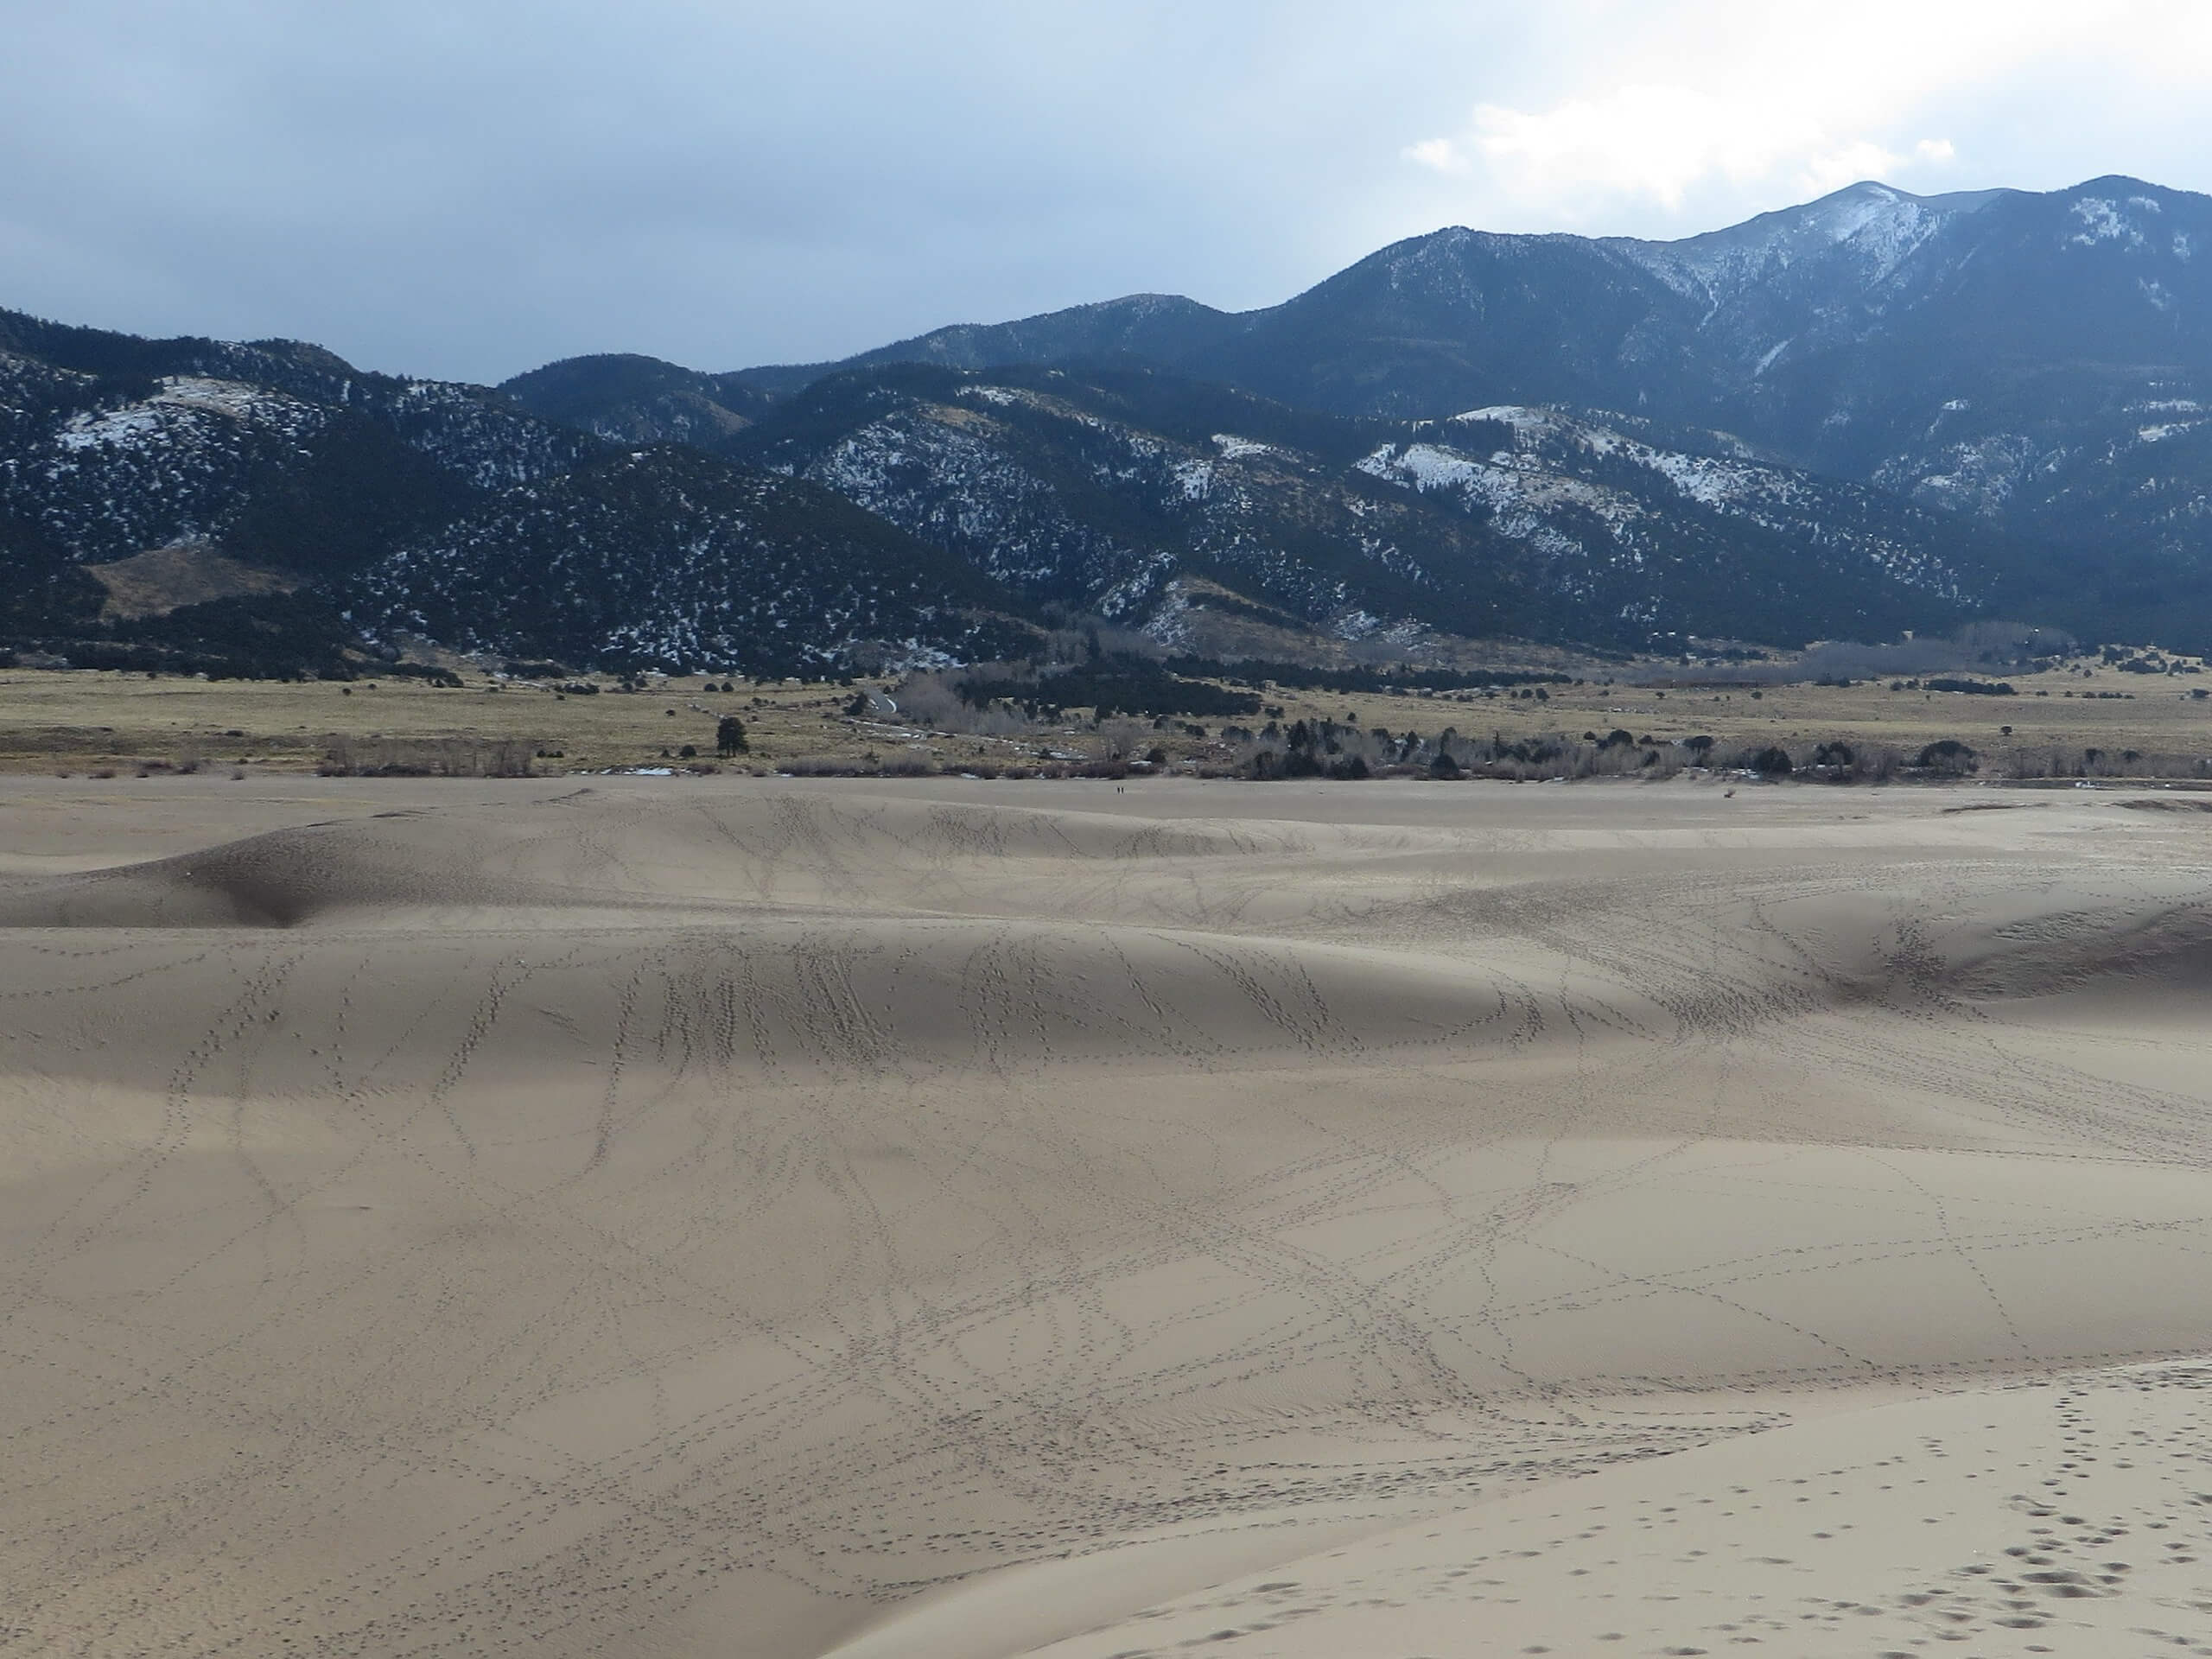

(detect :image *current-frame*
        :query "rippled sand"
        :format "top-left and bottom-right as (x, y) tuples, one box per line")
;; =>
(3, 775), (2209, 1657)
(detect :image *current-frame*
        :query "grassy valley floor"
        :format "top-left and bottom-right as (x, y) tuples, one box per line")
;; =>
(0, 653), (2207, 780)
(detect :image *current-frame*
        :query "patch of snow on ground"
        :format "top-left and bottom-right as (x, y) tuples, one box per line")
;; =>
(156, 377), (285, 420)
(53, 376), (315, 451)
(2070, 198), (2145, 248)
(1357, 443), (1478, 492)
(1637, 448), (1764, 507)
(1626, 184), (1948, 300)
(1210, 434), (1270, 460)
(54, 404), (165, 450)
(1450, 405), (1554, 435)
(1358, 442), (1640, 531)
(1900, 433), (2037, 516)
(1332, 609), (1382, 640)
(1173, 458), (1214, 499)
(1138, 582), (1197, 649)
(1092, 555), (1173, 619)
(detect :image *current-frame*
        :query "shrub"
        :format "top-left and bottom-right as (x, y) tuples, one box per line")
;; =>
(1915, 739), (1978, 774)
(1248, 748), (1324, 780)
(1925, 677), (2015, 696)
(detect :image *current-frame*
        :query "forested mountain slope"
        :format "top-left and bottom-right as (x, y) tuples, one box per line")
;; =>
(719, 363), (2006, 651)
(9, 174), (2210, 675)
(0, 310), (1023, 673)
(521, 175), (2210, 648)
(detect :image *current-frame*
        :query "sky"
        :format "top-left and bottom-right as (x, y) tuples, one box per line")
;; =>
(3, 0), (2210, 385)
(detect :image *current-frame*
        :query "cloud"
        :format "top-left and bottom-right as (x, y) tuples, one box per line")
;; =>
(1402, 137), (1465, 175)
(1402, 0), (2207, 220)
(1440, 84), (1907, 208)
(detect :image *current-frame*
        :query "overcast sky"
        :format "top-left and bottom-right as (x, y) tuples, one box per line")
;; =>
(3, 0), (2209, 385)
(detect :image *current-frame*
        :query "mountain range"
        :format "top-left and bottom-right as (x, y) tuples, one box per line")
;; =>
(4, 173), (2209, 675)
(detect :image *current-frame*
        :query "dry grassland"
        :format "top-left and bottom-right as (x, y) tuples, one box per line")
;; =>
(2, 654), (2210, 781)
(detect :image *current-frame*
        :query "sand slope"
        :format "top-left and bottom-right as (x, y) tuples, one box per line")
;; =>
(1010, 1361), (2212, 1658)
(1, 777), (2209, 1657)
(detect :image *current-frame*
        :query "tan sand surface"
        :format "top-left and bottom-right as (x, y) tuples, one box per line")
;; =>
(1, 774), (2209, 1657)
(1011, 1361), (2212, 1658)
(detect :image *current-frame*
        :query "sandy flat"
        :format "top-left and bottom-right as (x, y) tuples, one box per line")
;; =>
(1, 774), (2209, 1657)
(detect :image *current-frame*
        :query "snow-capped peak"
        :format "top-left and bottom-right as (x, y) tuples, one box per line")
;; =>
(1608, 181), (1999, 308)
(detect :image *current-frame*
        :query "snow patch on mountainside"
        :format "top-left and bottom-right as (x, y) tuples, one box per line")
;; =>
(2071, 198), (2147, 249)
(809, 416), (1110, 591)
(1452, 405), (1556, 437)
(53, 404), (163, 452)
(2058, 192), (2200, 265)
(1878, 434), (2039, 517)
(1359, 442), (1630, 527)
(1424, 406), (1789, 513)
(1173, 458), (1214, 499)
(1350, 402), (1974, 610)
(1641, 448), (1781, 507)
(1091, 553), (1176, 619)
(54, 377), (322, 452)
(1618, 183), (1958, 306)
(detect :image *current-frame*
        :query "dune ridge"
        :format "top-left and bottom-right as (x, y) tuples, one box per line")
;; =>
(1, 775), (2209, 1657)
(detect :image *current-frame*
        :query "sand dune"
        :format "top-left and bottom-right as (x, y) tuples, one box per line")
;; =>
(1007, 1360), (2212, 1658)
(1, 776), (2209, 1657)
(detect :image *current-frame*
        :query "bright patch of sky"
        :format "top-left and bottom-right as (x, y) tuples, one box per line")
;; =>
(1403, 2), (2212, 221)
(1, 0), (2208, 382)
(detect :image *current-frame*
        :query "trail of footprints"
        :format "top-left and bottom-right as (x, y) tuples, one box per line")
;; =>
(1031, 1365), (2212, 1657)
